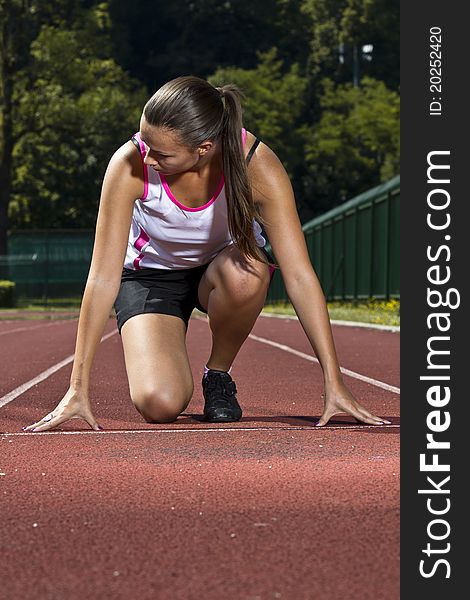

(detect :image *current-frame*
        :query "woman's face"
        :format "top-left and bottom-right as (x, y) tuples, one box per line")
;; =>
(139, 117), (207, 176)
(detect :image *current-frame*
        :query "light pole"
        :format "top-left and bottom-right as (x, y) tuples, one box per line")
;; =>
(339, 42), (373, 87)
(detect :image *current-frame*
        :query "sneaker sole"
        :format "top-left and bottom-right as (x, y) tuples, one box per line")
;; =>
(203, 414), (242, 423)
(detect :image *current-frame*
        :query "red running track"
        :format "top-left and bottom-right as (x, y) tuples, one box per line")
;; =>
(0, 313), (400, 600)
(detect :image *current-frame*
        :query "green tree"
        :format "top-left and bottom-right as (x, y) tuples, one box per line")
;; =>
(0, 0), (36, 254)
(301, 76), (399, 215)
(1, 1), (104, 251)
(11, 21), (147, 229)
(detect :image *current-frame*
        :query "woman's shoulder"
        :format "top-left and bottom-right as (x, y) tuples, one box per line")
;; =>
(243, 132), (291, 206)
(243, 129), (257, 147)
(107, 138), (146, 180)
(243, 129), (261, 151)
(110, 138), (143, 170)
(103, 139), (145, 200)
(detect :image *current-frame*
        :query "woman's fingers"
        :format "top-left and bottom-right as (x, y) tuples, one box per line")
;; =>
(315, 407), (335, 427)
(80, 407), (103, 431)
(353, 404), (391, 425)
(21, 387), (102, 433)
(23, 412), (68, 432)
(316, 399), (391, 427)
(22, 408), (103, 432)
(316, 410), (384, 427)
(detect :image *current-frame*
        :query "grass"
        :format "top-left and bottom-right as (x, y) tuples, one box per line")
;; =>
(0, 297), (83, 319)
(263, 298), (400, 327)
(8, 297), (83, 309)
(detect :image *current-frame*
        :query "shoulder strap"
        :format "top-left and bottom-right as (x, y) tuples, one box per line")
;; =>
(246, 138), (260, 165)
(131, 135), (141, 151)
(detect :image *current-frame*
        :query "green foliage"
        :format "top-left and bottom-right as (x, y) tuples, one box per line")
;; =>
(0, 280), (16, 307)
(301, 76), (399, 214)
(9, 18), (147, 228)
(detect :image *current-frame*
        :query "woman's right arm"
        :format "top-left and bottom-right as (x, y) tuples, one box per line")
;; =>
(23, 141), (144, 432)
(69, 142), (144, 389)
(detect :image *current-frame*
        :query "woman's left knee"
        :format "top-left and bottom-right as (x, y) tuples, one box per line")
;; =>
(221, 254), (270, 302)
(199, 245), (270, 310)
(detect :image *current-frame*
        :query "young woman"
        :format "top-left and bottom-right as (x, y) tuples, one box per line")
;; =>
(23, 76), (390, 432)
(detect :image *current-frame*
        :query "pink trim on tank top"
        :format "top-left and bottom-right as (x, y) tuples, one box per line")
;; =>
(133, 226), (150, 269)
(133, 132), (148, 200)
(159, 173), (225, 212)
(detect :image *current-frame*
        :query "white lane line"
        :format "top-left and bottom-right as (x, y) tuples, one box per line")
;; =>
(329, 319), (400, 332)
(248, 333), (400, 395)
(260, 312), (400, 332)
(2, 424), (400, 437)
(0, 329), (118, 408)
(0, 320), (77, 337)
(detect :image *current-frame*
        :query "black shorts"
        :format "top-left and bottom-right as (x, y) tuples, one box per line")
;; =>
(113, 246), (276, 335)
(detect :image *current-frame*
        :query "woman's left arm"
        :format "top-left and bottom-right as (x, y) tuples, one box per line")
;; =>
(249, 140), (391, 426)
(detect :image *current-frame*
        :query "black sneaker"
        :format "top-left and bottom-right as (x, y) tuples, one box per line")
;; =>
(202, 369), (242, 422)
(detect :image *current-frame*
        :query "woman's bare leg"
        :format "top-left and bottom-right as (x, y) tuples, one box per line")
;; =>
(197, 245), (271, 371)
(120, 313), (193, 423)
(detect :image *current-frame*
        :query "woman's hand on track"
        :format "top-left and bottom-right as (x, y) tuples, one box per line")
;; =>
(22, 387), (103, 433)
(315, 380), (391, 427)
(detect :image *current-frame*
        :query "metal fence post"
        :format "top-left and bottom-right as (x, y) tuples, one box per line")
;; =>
(43, 231), (49, 307)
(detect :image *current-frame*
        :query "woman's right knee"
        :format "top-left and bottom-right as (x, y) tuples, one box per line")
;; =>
(131, 386), (193, 423)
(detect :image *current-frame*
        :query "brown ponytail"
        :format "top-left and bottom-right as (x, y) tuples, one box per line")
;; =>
(216, 84), (267, 263)
(143, 76), (267, 265)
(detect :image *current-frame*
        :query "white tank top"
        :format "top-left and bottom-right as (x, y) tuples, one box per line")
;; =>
(123, 128), (266, 270)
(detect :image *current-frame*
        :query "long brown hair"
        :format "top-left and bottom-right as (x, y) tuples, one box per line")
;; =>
(142, 75), (266, 264)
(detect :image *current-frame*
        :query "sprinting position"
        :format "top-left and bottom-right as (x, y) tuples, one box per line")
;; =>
(23, 76), (390, 432)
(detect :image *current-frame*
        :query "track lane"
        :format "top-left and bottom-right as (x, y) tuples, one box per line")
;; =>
(1, 428), (398, 600)
(0, 313), (399, 599)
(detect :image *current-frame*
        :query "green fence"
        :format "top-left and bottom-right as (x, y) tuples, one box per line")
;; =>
(1, 230), (94, 302)
(266, 175), (400, 303)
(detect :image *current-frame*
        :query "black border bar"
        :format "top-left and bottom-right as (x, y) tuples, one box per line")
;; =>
(401, 2), (465, 595)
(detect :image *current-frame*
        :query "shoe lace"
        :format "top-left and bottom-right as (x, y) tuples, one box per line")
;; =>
(205, 373), (237, 400)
